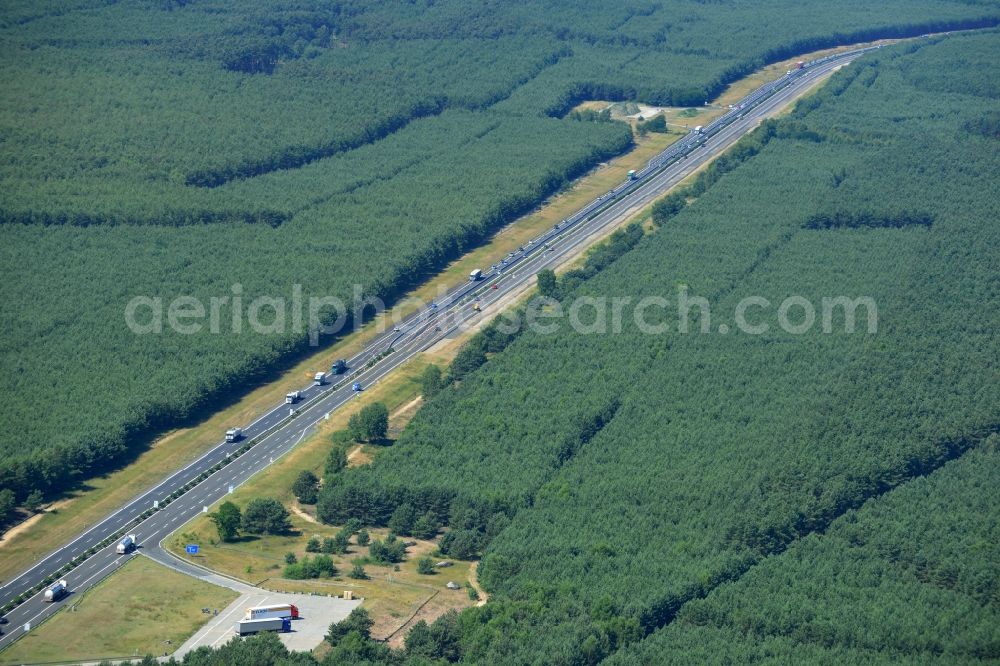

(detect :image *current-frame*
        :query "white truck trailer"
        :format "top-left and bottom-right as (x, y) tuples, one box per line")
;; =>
(225, 427), (242, 443)
(245, 603), (299, 620)
(313, 371), (326, 386)
(285, 391), (302, 404)
(234, 617), (291, 636)
(116, 534), (137, 554)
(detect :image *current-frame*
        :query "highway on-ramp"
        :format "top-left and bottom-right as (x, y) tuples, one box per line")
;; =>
(0, 45), (876, 652)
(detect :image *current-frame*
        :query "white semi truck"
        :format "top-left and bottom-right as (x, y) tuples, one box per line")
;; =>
(285, 391), (302, 404)
(116, 534), (137, 554)
(313, 371), (326, 386)
(44, 580), (68, 602)
(225, 427), (242, 443)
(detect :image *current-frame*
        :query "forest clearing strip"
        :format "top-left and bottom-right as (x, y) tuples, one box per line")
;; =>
(188, 53), (569, 189)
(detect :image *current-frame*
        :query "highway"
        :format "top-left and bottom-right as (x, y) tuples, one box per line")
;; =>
(0, 45), (876, 652)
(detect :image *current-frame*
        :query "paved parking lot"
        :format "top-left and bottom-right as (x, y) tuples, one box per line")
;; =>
(174, 591), (361, 656)
(145, 549), (361, 657)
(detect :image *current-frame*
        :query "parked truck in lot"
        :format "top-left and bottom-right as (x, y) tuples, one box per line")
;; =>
(116, 534), (137, 554)
(245, 603), (299, 621)
(225, 427), (242, 443)
(44, 580), (68, 602)
(235, 617), (291, 636)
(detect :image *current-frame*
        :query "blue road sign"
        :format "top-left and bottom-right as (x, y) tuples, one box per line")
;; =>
(186, 544), (199, 555)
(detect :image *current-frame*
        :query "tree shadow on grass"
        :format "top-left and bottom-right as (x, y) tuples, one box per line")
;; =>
(223, 534), (261, 545)
(231, 528), (303, 543)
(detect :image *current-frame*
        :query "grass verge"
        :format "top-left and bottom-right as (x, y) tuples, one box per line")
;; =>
(0, 557), (236, 665)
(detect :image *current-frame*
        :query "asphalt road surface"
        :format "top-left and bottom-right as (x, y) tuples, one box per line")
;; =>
(0, 45), (877, 653)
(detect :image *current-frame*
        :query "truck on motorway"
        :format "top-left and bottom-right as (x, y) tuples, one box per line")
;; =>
(225, 427), (242, 443)
(245, 603), (299, 620)
(234, 617), (291, 636)
(116, 534), (137, 554)
(286, 391), (302, 404)
(331, 359), (347, 374)
(44, 580), (68, 602)
(693, 125), (703, 134)
(627, 169), (637, 180)
(469, 268), (482, 282)
(313, 371), (326, 386)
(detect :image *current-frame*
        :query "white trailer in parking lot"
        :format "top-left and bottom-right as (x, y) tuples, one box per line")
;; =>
(235, 617), (290, 636)
(246, 603), (299, 620)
